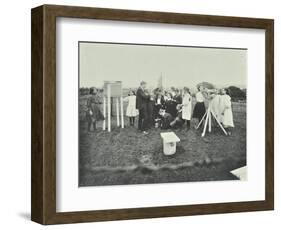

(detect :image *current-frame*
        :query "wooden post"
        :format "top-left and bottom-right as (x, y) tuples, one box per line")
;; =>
(211, 110), (228, 135)
(116, 98), (120, 127)
(201, 108), (209, 137)
(120, 96), (124, 128)
(103, 96), (106, 130)
(208, 110), (212, 132)
(107, 84), (111, 132)
(196, 111), (207, 129)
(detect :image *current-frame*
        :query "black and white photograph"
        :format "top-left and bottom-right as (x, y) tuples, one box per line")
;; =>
(78, 41), (247, 187)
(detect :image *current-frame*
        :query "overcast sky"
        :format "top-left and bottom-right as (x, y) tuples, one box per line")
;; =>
(79, 42), (247, 89)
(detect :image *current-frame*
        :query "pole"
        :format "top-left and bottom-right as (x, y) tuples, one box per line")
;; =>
(211, 110), (228, 135)
(120, 96), (124, 128)
(201, 108), (210, 137)
(103, 96), (106, 130)
(107, 84), (111, 132)
(196, 111), (207, 129)
(116, 97), (120, 127)
(208, 109), (212, 132)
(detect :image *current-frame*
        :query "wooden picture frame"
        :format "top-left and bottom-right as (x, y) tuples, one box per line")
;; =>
(31, 4), (274, 225)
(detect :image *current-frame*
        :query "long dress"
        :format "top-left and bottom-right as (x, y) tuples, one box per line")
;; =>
(182, 93), (192, 120)
(147, 97), (155, 127)
(193, 91), (206, 120)
(124, 95), (139, 117)
(221, 95), (234, 127)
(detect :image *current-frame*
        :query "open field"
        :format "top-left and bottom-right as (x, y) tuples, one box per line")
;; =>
(79, 98), (246, 186)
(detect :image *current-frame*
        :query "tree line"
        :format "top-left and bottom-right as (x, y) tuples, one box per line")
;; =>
(80, 86), (246, 102)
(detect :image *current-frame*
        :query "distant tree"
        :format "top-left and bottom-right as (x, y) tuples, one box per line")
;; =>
(197, 82), (215, 90)
(242, 88), (247, 95)
(79, 87), (90, 95)
(89, 87), (96, 95)
(227, 86), (246, 101)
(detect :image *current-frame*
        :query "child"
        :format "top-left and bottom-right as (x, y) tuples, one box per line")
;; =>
(192, 85), (206, 127)
(154, 91), (165, 121)
(124, 90), (139, 126)
(169, 104), (184, 129)
(158, 109), (174, 130)
(210, 89), (222, 123)
(164, 92), (177, 117)
(170, 88), (191, 129)
(220, 88), (234, 135)
(181, 87), (192, 130)
(86, 88), (104, 132)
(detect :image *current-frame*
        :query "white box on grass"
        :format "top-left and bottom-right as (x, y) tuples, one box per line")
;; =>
(160, 132), (180, 155)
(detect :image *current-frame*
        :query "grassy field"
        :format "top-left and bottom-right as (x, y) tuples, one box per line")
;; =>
(79, 98), (246, 186)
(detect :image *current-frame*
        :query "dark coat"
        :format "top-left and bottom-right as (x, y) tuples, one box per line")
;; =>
(154, 95), (165, 119)
(173, 94), (182, 104)
(86, 94), (104, 122)
(164, 100), (177, 118)
(136, 87), (150, 110)
(155, 95), (165, 107)
(160, 112), (174, 129)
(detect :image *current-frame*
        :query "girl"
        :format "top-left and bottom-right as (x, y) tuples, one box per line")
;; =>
(210, 89), (222, 123)
(220, 88), (234, 135)
(124, 90), (139, 126)
(173, 88), (182, 105)
(181, 87), (192, 130)
(154, 90), (165, 120)
(159, 109), (174, 130)
(192, 85), (206, 127)
(164, 92), (177, 118)
(170, 87), (191, 129)
(86, 87), (104, 132)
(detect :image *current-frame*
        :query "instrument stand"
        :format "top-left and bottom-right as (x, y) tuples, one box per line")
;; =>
(196, 101), (228, 137)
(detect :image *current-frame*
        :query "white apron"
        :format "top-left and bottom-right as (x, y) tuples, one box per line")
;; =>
(182, 94), (192, 120)
(221, 95), (234, 127)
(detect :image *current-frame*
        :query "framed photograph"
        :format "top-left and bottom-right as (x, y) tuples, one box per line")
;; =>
(31, 4), (274, 225)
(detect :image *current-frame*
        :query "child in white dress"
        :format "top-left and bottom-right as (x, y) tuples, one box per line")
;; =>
(182, 87), (192, 130)
(220, 88), (234, 135)
(123, 90), (139, 126)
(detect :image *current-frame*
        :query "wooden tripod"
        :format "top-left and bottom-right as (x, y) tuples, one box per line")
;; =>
(195, 101), (228, 137)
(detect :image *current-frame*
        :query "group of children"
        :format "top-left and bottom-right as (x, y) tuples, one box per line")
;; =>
(86, 85), (234, 135)
(123, 85), (234, 135)
(193, 86), (234, 135)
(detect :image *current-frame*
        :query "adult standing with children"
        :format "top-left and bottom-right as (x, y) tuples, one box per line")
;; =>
(136, 81), (150, 134)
